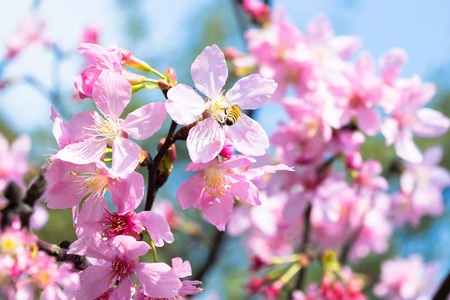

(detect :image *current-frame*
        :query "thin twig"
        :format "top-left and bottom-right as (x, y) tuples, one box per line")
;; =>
(37, 240), (90, 270)
(295, 202), (312, 289)
(144, 121), (178, 211)
(194, 230), (226, 280)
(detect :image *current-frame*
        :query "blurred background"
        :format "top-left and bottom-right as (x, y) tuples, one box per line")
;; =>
(0, 0), (449, 299)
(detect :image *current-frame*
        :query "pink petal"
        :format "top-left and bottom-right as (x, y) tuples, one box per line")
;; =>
(225, 74), (277, 109)
(92, 71), (131, 118)
(177, 174), (204, 209)
(122, 102), (167, 140)
(202, 193), (234, 231)
(135, 263), (182, 298)
(187, 118), (225, 163)
(74, 67), (102, 99)
(76, 200), (109, 238)
(227, 114), (268, 156)
(231, 180), (260, 206)
(422, 146), (443, 166)
(166, 84), (206, 125)
(379, 48), (408, 83)
(412, 108), (450, 138)
(134, 211), (174, 247)
(381, 118), (399, 146)
(45, 171), (86, 209)
(357, 107), (380, 136)
(218, 155), (255, 170)
(112, 235), (151, 259)
(171, 257), (192, 278)
(77, 266), (112, 300)
(56, 139), (106, 164)
(111, 137), (140, 178)
(191, 45), (227, 97)
(185, 159), (217, 172)
(395, 129), (423, 163)
(109, 171), (144, 212)
(79, 43), (122, 72)
(67, 110), (99, 142)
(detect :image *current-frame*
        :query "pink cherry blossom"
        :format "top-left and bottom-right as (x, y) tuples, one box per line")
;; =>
(69, 234), (182, 299)
(374, 255), (439, 300)
(177, 155), (292, 230)
(391, 146), (450, 227)
(44, 159), (144, 233)
(134, 257), (203, 299)
(57, 71), (166, 176)
(381, 76), (449, 163)
(324, 52), (383, 136)
(78, 209), (174, 247)
(166, 44), (277, 163)
(0, 133), (31, 191)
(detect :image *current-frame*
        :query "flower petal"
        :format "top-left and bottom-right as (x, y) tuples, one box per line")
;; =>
(227, 114), (269, 156)
(92, 71), (131, 118)
(122, 102), (167, 139)
(134, 211), (174, 246)
(231, 180), (261, 206)
(109, 171), (144, 212)
(191, 45), (227, 97)
(135, 263), (182, 299)
(201, 193), (234, 231)
(357, 107), (380, 136)
(412, 108), (450, 138)
(177, 173), (204, 209)
(56, 139), (106, 164)
(76, 266), (113, 300)
(111, 137), (141, 178)
(226, 74), (277, 109)
(395, 129), (423, 163)
(166, 84), (206, 125)
(187, 118), (225, 163)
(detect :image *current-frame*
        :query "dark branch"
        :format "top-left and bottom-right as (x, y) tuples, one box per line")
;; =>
(194, 230), (226, 280)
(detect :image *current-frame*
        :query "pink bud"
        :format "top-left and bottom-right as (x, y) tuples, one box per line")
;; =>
(219, 138), (235, 159)
(346, 151), (363, 170)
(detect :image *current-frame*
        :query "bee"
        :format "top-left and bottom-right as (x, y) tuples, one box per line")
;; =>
(224, 105), (241, 126)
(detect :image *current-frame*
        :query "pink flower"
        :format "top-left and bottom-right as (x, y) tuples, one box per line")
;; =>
(177, 155), (292, 230)
(78, 209), (174, 247)
(45, 159), (144, 216)
(324, 52), (383, 136)
(6, 14), (49, 60)
(134, 257), (203, 299)
(374, 255), (439, 300)
(0, 133), (31, 191)
(57, 71), (166, 177)
(69, 235), (182, 299)
(166, 45), (277, 163)
(391, 146), (450, 227)
(381, 76), (449, 163)
(271, 94), (333, 165)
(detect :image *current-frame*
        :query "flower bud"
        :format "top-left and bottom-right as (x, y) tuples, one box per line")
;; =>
(219, 137), (235, 159)
(155, 139), (177, 188)
(346, 151), (363, 170)
(114, 45), (153, 72)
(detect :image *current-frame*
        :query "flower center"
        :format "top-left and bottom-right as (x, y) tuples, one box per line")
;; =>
(100, 211), (134, 239)
(110, 260), (131, 283)
(70, 171), (109, 205)
(203, 166), (229, 197)
(206, 92), (229, 125)
(85, 112), (121, 143)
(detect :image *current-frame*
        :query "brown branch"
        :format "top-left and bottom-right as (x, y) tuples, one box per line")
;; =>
(37, 240), (90, 270)
(295, 202), (312, 289)
(433, 271), (450, 300)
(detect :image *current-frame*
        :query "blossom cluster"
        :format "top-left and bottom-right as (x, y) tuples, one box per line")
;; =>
(223, 1), (450, 298)
(0, 2), (449, 299)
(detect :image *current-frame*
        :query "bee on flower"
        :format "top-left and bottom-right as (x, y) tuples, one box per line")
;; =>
(165, 44), (277, 163)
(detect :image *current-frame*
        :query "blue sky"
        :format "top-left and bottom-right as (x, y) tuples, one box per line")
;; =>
(1, 0), (449, 133)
